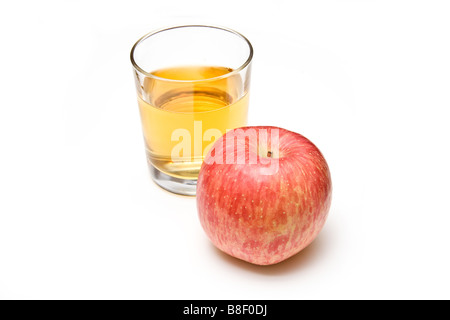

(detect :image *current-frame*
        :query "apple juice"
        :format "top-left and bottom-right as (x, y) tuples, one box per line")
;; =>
(137, 66), (249, 180)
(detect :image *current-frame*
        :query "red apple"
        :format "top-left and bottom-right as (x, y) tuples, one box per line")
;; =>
(196, 126), (332, 265)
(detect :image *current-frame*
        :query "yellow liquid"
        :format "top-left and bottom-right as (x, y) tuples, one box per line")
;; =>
(137, 66), (249, 179)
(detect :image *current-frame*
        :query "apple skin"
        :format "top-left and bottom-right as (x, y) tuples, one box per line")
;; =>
(196, 126), (332, 265)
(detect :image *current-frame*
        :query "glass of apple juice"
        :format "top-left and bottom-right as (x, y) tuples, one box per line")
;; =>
(130, 25), (253, 196)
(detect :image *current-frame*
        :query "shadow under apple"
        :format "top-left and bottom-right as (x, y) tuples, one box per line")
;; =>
(209, 229), (332, 276)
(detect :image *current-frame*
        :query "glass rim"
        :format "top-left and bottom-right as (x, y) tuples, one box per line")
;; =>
(130, 25), (253, 83)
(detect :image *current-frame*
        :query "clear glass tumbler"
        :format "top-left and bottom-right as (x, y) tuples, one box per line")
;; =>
(130, 25), (253, 196)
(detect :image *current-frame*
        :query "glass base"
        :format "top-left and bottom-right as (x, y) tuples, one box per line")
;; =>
(150, 166), (197, 196)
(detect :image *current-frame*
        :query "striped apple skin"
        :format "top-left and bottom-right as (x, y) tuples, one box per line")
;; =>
(196, 126), (332, 266)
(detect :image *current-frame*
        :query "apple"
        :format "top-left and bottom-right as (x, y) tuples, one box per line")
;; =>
(196, 126), (332, 265)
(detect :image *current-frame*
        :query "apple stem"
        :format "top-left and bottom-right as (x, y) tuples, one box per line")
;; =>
(267, 151), (272, 158)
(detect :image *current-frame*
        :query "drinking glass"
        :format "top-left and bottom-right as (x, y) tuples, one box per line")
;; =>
(130, 25), (253, 195)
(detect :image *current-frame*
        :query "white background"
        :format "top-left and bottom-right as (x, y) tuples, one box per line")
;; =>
(0, 0), (449, 299)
